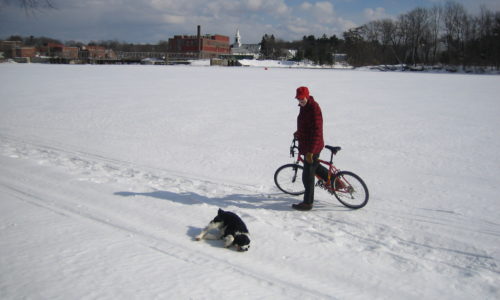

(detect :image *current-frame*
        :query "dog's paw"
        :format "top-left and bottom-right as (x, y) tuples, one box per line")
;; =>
(194, 236), (202, 241)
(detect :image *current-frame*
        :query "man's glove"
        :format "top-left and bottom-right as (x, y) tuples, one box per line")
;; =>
(306, 152), (314, 164)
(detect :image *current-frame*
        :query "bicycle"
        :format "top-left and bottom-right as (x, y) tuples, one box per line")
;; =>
(274, 138), (369, 209)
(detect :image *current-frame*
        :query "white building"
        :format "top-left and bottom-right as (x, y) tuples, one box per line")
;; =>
(230, 29), (261, 59)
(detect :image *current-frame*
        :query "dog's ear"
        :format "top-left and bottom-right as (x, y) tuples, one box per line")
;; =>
(234, 235), (250, 246)
(218, 208), (224, 215)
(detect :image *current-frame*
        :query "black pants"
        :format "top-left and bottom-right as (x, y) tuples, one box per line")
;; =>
(302, 154), (320, 204)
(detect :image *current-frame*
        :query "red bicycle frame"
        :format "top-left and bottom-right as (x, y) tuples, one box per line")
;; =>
(290, 139), (342, 192)
(295, 155), (340, 187)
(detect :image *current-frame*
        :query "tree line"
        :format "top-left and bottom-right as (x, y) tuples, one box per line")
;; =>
(260, 1), (500, 68)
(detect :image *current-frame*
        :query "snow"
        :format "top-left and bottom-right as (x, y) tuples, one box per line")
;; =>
(1, 63), (499, 299)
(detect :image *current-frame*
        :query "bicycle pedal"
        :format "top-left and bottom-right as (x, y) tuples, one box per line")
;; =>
(316, 180), (325, 188)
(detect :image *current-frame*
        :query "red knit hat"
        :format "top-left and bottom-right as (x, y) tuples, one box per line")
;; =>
(296, 86), (309, 99)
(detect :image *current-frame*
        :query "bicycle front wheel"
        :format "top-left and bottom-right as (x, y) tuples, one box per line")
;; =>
(332, 171), (369, 209)
(274, 164), (305, 195)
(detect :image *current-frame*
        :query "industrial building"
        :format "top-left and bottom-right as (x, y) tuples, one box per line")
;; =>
(167, 25), (230, 59)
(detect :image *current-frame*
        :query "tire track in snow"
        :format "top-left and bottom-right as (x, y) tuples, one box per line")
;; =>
(0, 134), (263, 196)
(0, 157), (339, 299)
(308, 209), (500, 278)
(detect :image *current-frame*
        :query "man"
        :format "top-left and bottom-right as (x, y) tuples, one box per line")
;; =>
(293, 86), (324, 211)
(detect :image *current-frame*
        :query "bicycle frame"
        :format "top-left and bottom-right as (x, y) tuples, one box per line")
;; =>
(290, 139), (341, 191)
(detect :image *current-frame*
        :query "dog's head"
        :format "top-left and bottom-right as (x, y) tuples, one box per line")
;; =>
(233, 234), (250, 252)
(211, 208), (225, 223)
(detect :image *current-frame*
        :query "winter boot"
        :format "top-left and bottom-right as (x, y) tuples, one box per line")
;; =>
(292, 202), (313, 211)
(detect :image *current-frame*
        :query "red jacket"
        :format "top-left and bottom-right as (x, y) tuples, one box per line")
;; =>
(296, 96), (324, 155)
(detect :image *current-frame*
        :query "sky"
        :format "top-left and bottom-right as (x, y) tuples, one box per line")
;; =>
(1, 0), (499, 44)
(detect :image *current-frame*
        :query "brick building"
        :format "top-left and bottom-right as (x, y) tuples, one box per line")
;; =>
(0, 41), (22, 58)
(62, 47), (79, 59)
(85, 45), (106, 59)
(16, 47), (36, 58)
(167, 25), (230, 59)
(0, 40), (118, 63)
(37, 43), (67, 57)
(79, 45), (116, 60)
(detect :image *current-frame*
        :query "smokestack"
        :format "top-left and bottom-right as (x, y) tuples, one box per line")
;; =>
(197, 25), (201, 59)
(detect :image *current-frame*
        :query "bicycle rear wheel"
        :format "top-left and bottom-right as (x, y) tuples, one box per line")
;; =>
(274, 164), (305, 195)
(332, 171), (369, 209)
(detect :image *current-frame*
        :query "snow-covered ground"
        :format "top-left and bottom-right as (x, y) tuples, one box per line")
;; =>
(1, 63), (499, 299)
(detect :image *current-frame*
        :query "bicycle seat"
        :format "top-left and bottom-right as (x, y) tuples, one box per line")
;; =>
(325, 145), (341, 155)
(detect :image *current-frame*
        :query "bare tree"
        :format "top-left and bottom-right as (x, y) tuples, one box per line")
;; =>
(404, 8), (430, 65)
(375, 19), (398, 65)
(396, 13), (413, 64)
(360, 19), (401, 65)
(443, 1), (469, 65)
(0, 0), (54, 13)
(475, 6), (495, 66)
(428, 5), (444, 65)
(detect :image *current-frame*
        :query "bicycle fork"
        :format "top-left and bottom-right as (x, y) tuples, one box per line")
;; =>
(292, 165), (300, 183)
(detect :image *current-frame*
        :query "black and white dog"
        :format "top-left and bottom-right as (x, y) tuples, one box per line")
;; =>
(195, 209), (250, 252)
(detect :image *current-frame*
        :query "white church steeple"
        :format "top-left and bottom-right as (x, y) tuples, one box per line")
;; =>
(234, 28), (242, 48)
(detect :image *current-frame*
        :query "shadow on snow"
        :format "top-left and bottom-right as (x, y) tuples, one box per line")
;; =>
(114, 190), (295, 211)
(114, 189), (350, 212)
